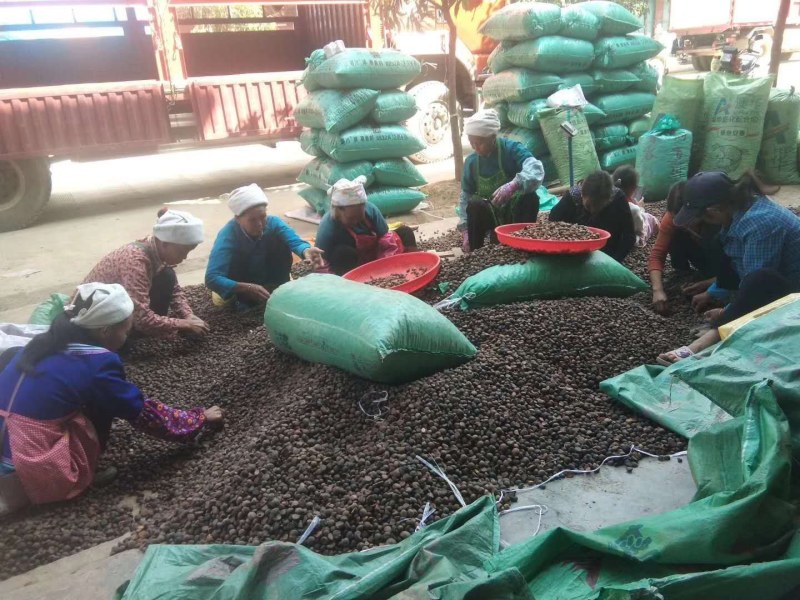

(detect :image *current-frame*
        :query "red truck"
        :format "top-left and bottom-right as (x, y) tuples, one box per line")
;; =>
(0, 0), (509, 232)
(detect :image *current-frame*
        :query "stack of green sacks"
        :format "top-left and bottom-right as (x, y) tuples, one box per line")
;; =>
(295, 48), (429, 217)
(480, 0), (662, 179)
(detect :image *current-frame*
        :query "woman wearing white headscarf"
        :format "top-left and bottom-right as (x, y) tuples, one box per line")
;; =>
(205, 184), (324, 311)
(82, 208), (209, 338)
(315, 176), (418, 275)
(459, 109), (545, 252)
(0, 284), (223, 513)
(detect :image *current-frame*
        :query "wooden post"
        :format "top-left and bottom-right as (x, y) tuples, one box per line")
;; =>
(769, 0), (791, 84)
(440, 0), (464, 182)
(147, 0), (188, 87)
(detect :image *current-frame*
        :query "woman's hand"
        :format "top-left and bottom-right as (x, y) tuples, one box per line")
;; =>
(461, 231), (471, 254)
(303, 247), (325, 270)
(203, 406), (224, 424)
(491, 181), (519, 206)
(682, 278), (714, 297)
(652, 290), (669, 315)
(691, 291), (716, 314)
(179, 315), (210, 336)
(237, 283), (271, 303)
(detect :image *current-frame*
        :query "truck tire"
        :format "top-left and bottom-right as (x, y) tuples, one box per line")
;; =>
(405, 81), (461, 164)
(0, 158), (52, 233)
(691, 55), (713, 71)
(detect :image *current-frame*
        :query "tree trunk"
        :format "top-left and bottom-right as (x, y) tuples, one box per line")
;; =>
(769, 0), (791, 84)
(442, 5), (464, 181)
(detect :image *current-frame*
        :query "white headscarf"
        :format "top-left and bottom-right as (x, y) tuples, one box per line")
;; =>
(464, 108), (502, 138)
(329, 176), (368, 207)
(153, 209), (204, 246)
(228, 184), (269, 216)
(68, 283), (134, 329)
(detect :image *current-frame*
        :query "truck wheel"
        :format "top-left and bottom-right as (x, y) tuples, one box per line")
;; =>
(691, 55), (713, 71)
(406, 81), (461, 164)
(0, 158), (52, 233)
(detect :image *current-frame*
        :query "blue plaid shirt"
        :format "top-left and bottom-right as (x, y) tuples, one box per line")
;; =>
(711, 196), (800, 295)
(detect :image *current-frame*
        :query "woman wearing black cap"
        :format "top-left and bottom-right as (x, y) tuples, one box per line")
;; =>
(658, 170), (800, 365)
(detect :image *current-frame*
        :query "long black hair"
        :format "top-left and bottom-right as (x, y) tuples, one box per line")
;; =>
(17, 292), (96, 374)
(666, 180), (686, 215)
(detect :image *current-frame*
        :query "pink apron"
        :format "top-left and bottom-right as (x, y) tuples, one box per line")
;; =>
(0, 374), (100, 504)
(346, 217), (404, 265)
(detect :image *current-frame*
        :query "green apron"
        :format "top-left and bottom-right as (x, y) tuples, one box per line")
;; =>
(475, 140), (522, 226)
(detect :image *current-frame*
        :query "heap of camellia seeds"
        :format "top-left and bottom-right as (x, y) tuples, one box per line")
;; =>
(511, 222), (600, 241)
(366, 274), (408, 289)
(1, 201), (703, 580)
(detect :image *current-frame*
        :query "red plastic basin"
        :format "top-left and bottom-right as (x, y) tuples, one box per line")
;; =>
(343, 252), (442, 294)
(495, 223), (610, 254)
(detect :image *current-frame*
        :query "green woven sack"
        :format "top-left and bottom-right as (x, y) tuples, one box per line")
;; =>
(539, 153), (558, 185)
(580, 0), (643, 35)
(539, 107), (600, 183)
(599, 145), (637, 170)
(495, 102), (510, 128)
(299, 129), (324, 157)
(504, 36), (595, 73)
(447, 252), (648, 309)
(482, 69), (563, 104)
(592, 69), (640, 94)
(479, 1), (562, 41)
(636, 116), (693, 201)
(372, 158), (427, 187)
(487, 43), (513, 74)
(318, 125), (425, 162)
(298, 186), (330, 215)
(650, 75), (704, 130)
(264, 274), (476, 384)
(757, 87), (800, 184)
(304, 49), (421, 90)
(582, 102), (608, 125)
(367, 186), (426, 215)
(700, 73), (772, 178)
(591, 123), (630, 151)
(559, 4), (601, 41)
(558, 73), (601, 97)
(371, 90), (417, 124)
(593, 92), (656, 124)
(294, 89), (379, 133)
(29, 293), (70, 325)
(507, 98), (549, 129)
(628, 116), (651, 140)
(297, 157), (374, 191)
(501, 127), (548, 157)
(594, 35), (664, 69)
(630, 61), (660, 93)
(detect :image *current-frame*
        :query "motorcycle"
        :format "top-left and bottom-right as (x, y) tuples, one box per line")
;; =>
(714, 45), (762, 76)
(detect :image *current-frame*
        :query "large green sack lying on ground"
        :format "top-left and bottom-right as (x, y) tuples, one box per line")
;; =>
(558, 73), (600, 97)
(264, 275), (476, 384)
(637, 116), (693, 201)
(540, 107), (600, 183)
(371, 90), (417, 124)
(445, 252), (647, 309)
(298, 186), (329, 215)
(29, 293), (70, 325)
(630, 61), (659, 93)
(757, 87), (800, 184)
(479, 1), (562, 41)
(599, 145), (637, 170)
(297, 157), (374, 191)
(559, 4), (601, 41)
(580, 0), (643, 35)
(318, 125), (424, 162)
(501, 127), (548, 157)
(299, 128), (324, 157)
(504, 36), (595, 73)
(592, 69), (640, 94)
(700, 72), (772, 179)
(627, 116), (650, 140)
(366, 186), (426, 215)
(482, 69), (562, 104)
(372, 158), (427, 187)
(594, 35), (663, 69)
(593, 91), (656, 124)
(591, 122), (630, 151)
(303, 49), (421, 90)
(294, 89), (379, 133)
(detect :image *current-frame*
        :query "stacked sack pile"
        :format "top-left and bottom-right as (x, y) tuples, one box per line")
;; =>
(295, 44), (429, 217)
(480, 0), (663, 182)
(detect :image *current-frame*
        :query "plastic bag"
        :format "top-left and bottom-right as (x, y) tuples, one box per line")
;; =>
(299, 129), (324, 157)
(593, 92), (656, 124)
(366, 186), (427, 216)
(371, 90), (418, 124)
(479, 1), (562, 41)
(298, 186), (330, 215)
(757, 87), (800, 184)
(558, 74), (600, 98)
(636, 115), (693, 201)
(372, 158), (427, 187)
(539, 106), (601, 183)
(264, 275), (476, 384)
(482, 69), (563, 104)
(1, 323), (49, 353)
(29, 293), (70, 325)
(318, 125), (425, 162)
(700, 73), (772, 179)
(501, 127), (548, 157)
(593, 35), (664, 69)
(447, 252), (648, 309)
(504, 36), (595, 73)
(303, 49), (421, 90)
(546, 84), (588, 109)
(592, 69), (640, 94)
(559, 4), (601, 41)
(294, 89), (379, 133)
(580, 0), (643, 35)
(297, 157), (374, 191)
(591, 123), (630, 151)
(599, 145), (638, 171)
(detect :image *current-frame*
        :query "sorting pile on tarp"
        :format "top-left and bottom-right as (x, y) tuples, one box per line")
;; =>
(481, 1), (662, 182)
(119, 299), (800, 600)
(296, 48), (428, 216)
